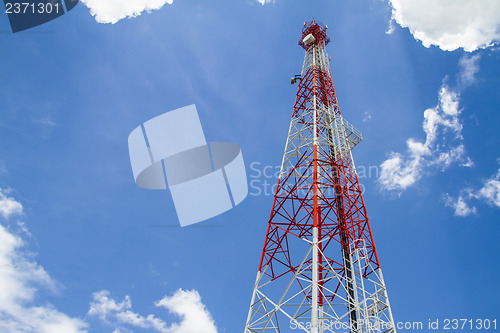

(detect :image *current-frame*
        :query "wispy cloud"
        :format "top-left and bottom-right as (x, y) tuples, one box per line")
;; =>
(81, 0), (173, 24)
(32, 117), (57, 128)
(0, 190), (23, 219)
(0, 161), (6, 175)
(0, 189), (88, 333)
(89, 289), (217, 333)
(444, 192), (477, 217)
(381, 52), (499, 216)
(458, 54), (481, 88)
(445, 163), (500, 217)
(387, 0), (500, 51)
(32, 116), (57, 140)
(362, 111), (372, 122)
(379, 55), (480, 192)
(477, 168), (500, 208)
(379, 86), (468, 192)
(255, 0), (274, 4)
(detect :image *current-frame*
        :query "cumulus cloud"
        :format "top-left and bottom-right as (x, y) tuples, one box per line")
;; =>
(0, 190), (88, 333)
(80, 0), (173, 24)
(89, 289), (217, 333)
(388, 0), (500, 51)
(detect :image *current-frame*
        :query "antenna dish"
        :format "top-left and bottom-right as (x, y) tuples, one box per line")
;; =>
(303, 33), (316, 45)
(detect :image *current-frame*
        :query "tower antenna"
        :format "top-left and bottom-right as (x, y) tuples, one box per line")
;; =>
(244, 19), (397, 333)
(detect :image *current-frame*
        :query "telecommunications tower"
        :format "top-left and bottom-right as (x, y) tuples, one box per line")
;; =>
(244, 20), (397, 333)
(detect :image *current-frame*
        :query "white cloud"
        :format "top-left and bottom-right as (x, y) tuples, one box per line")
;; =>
(0, 161), (7, 175)
(458, 54), (481, 88)
(156, 289), (217, 333)
(0, 190), (22, 220)
(89, 290), (168, 332)
(0, 190), (88, 333)
(445, 164), (500, 216)
(388, 0), (500, 51)
(379, 55), (481, 192)
(379, 85), (467, 192)
(89, 289), (217, 333)
(444, 193), (476, 217)
(32, 117), (57, 128)
(379, 152), (420, 191)
(256, 0), (274, 4)
(476, 168), (500, 208)
(362, 111), (372, 122)
(81, 0), (173, 24)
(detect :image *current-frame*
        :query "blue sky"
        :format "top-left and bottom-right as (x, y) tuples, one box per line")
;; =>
(0, 0), (499, 332)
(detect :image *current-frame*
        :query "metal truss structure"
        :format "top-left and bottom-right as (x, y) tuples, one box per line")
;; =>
(244, 20), (397, 333)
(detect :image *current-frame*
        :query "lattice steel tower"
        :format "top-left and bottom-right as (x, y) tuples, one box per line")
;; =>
(244, 20), (397, 333)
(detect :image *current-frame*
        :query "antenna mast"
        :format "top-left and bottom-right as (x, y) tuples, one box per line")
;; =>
(244, 19), (397, 333)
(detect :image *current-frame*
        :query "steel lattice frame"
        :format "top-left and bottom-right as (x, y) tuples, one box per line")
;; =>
(244, 20), (397, 333)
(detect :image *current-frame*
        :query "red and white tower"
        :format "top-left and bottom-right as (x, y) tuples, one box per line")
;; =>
(244, 20), (397, 333)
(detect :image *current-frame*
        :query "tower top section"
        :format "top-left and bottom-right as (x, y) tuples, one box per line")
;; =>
(298, 19), (330, 50)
